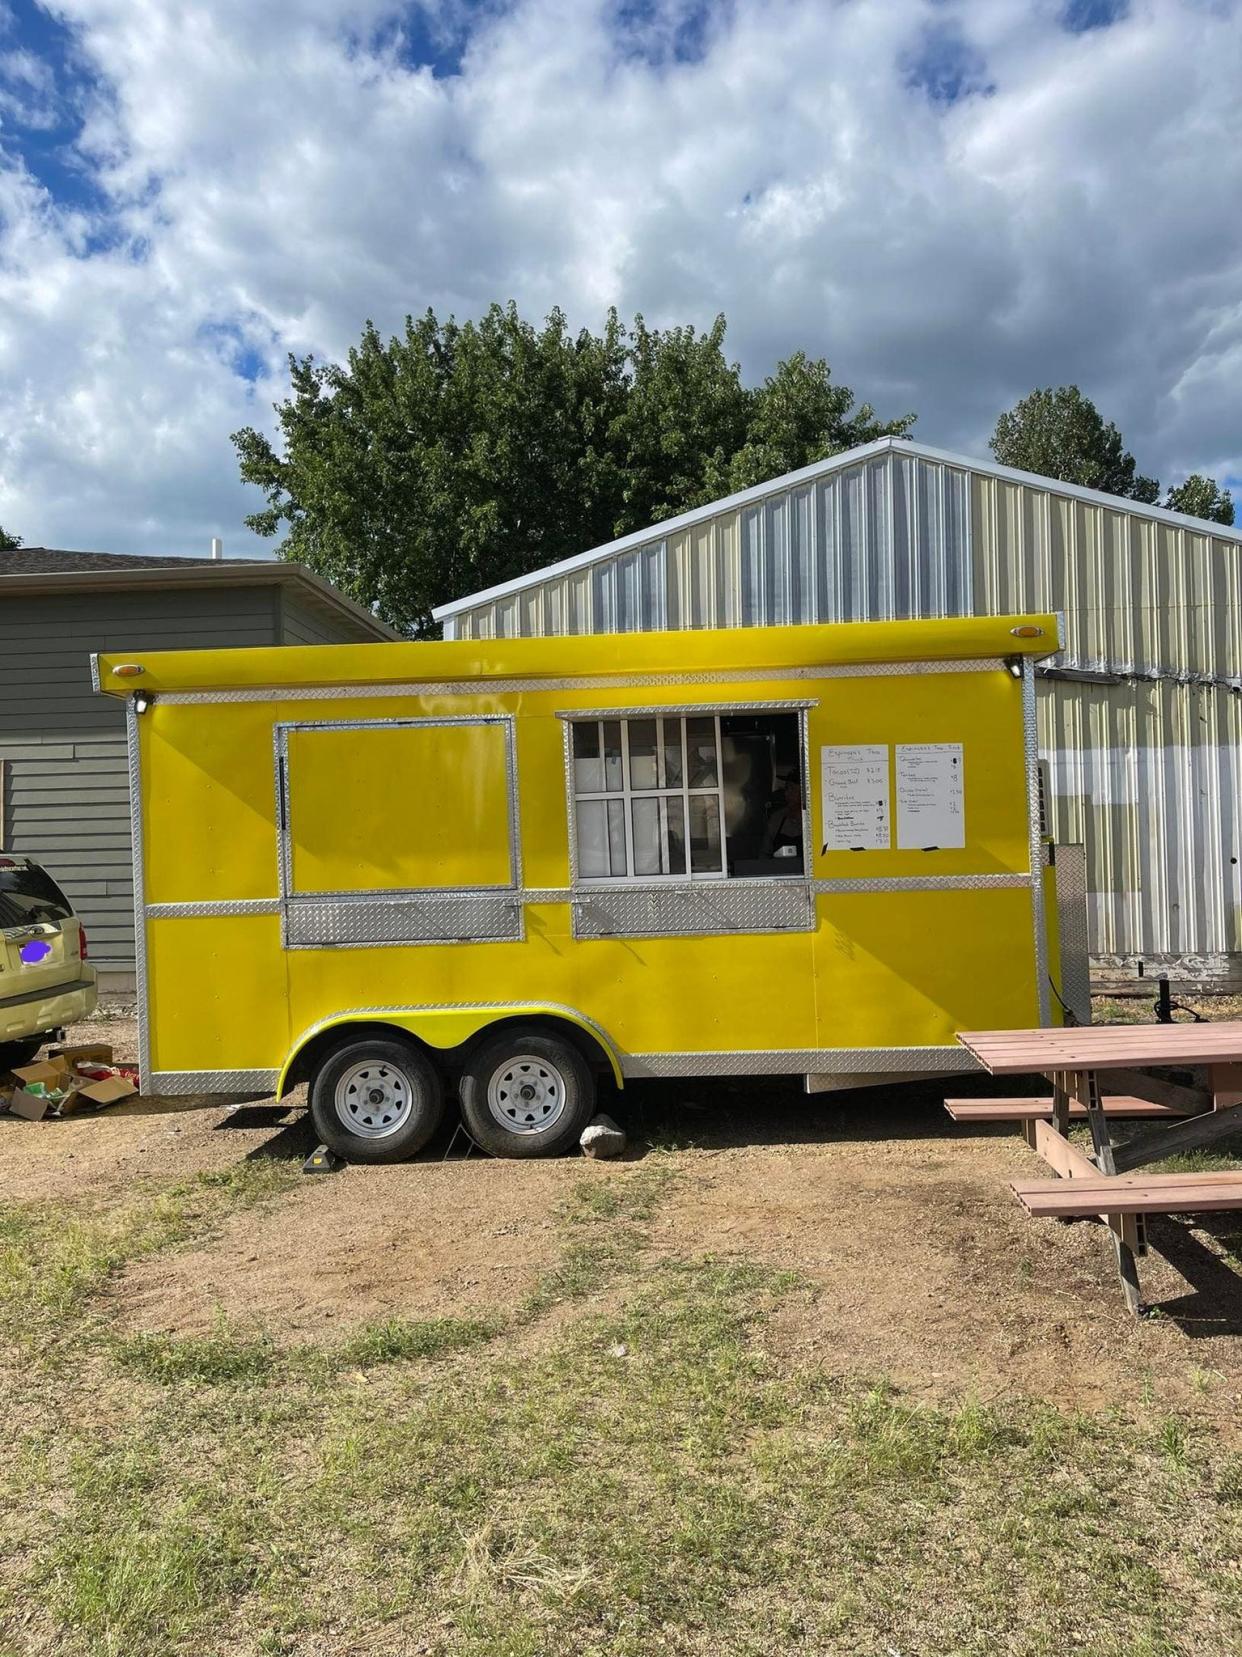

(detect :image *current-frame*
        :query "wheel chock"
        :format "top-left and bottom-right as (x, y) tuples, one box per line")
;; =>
(303, 1143), (345, 1174)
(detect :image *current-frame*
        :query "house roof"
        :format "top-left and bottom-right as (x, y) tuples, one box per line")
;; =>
(0, 547), (402, 642)
(432, 434), (1242, 623)
(3, 547), (256, 575)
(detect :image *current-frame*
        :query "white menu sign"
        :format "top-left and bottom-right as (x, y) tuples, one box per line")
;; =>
(896, 743), (965, 849)
(820, 744), (891, 852)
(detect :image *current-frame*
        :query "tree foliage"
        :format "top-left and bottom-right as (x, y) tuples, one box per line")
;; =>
(0, 526), (20, 551)
(1163, 473), (1234, 526)
(990, 385), (1160, 503)
(233, 304), (913, 634)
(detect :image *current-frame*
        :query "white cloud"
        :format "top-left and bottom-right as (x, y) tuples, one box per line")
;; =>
(0, 0), (1239, 558)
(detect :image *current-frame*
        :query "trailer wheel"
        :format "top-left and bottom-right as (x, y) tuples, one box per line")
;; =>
(459, 1029), (596, 1159)
(308, 1036), (444, 1164)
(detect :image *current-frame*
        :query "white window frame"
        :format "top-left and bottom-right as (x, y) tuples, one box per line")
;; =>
(570, 713), (729, 883)
(565, 703), (813, 887)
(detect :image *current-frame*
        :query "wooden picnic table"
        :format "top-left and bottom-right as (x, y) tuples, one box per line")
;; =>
(947, 1020), (1242, 1315)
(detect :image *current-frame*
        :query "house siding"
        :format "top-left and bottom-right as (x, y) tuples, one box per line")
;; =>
(1, 585), (279, 984)
(280, 590), (357, 646)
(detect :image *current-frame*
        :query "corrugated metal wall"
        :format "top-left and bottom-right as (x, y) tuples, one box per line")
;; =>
(446, 444), (1242, 981)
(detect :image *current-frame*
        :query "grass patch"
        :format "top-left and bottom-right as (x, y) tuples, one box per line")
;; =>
(113, 1327), (279, 1385)
(5, 1150), (1242, 1654)
(114, 1313), (505, 1386)
(331, 1314), (504, 1368)
(0, 1160), (298, 1351)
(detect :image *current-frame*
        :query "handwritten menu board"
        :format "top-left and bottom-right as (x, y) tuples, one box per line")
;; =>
(895, 743), (964, 849)
(820, 744), (891, 852)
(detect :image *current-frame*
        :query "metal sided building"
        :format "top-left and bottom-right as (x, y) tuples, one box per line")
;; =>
(434, 436), (1242, 990)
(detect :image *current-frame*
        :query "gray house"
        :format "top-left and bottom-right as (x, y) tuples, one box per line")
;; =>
(0, 549), (399, 993)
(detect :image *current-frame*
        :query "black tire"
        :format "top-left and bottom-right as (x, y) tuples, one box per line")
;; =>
(308, 1036), (444, 1165)
(0, 1037), (46, 1071)
(459, 1028), (596, 1159)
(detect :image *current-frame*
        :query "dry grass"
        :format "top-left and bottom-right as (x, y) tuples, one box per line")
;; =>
(2, 1146), (1242, 1657)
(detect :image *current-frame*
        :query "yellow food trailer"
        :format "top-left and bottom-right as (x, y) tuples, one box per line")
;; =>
(95, 613), (1079, 1161)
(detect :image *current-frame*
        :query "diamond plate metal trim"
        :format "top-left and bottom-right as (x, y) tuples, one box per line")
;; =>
(89, 652), (101, 694)
(811, 873), (1030, 894)
(126, 699), (152, 1092)
(285, 893), (523, 948)
(154, 659), (1009, 705)
(621, 1045), (981, 1078)
(572, 880), (814, 940)
(148, 1070), (279, 1096)
(556, 698), (816, 720)
(1023, 657), (1051, 1025)
(142, 876), (1032, 922)
(147, 899), (282, 918)
(1054, 843), (1091, 1024)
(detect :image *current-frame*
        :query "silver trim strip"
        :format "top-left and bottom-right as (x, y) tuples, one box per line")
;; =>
(555, 698), (817, 719)
(147, 899), (282, 918)
(152, 1045), (985, 1090)
(813, 873), (1030, 894)
(126, 699), (153, 1091)
(141, 871), (1034, 921)
(148, 1069), (279, 1096)
(152, 659), (1009, 706)
(1023, 657), (1051, 1025)
(621, 1045), (982, 1079)
(89, 652), (101, 694)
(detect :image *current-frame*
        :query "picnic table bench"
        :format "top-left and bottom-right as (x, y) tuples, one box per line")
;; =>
(947, 1022), (1242, 1315)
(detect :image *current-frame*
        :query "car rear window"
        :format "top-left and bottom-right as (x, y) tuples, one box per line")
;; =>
(0, 861), (73, 927)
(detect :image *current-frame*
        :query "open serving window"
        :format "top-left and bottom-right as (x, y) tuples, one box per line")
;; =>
(563, 704), (814, 939)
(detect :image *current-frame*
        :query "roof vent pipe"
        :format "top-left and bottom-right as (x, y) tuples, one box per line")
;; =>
(210, 536), (222, 560)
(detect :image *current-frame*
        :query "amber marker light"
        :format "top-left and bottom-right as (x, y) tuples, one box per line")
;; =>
(111, 663), (145, 677)
(1009, 625), (1044, 638)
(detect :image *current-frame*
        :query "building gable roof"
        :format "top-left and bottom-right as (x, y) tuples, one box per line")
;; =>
(0, 547), (402, 642)
(432, 435), (1242, 624)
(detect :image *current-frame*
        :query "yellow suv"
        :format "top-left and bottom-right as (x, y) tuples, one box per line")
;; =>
(0, 857), (97, 1067)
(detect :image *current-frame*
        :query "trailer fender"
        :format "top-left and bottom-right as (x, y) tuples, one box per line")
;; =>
(277, 1003), (625, 1097)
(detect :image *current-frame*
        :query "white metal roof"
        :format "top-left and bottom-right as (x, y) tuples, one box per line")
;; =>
(432, 434), (1242, 622)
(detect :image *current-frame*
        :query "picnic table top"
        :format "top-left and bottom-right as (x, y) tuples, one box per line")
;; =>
(956, 1021), (1242, 1075)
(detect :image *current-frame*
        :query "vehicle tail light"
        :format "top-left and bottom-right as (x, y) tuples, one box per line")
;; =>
(78, 924), (89, 960)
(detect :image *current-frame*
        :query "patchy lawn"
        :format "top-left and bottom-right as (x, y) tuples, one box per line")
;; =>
(3, 1011), (1242, 1653)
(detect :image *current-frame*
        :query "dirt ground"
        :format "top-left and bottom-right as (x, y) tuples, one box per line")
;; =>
(8, 1012), (1242, 1424)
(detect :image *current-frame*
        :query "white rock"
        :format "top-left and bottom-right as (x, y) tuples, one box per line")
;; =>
(579, 1113), (627, 1159)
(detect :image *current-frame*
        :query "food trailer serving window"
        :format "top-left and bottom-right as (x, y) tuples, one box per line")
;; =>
(569, 710), (807, 882)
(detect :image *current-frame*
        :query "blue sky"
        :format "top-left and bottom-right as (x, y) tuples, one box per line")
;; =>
(0, 0), (1238, 557)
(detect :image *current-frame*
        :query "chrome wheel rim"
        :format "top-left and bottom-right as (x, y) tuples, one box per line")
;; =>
(486, 1054), (568, 1136)
(334, 1059), (414, 1139)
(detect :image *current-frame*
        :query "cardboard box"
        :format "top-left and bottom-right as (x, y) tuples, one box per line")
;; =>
(75, 1075), (137, 1106)
(48, 1043), (114, 1067)
(11, 1059), (71, 1088)
(9, 1089), (49, 1121)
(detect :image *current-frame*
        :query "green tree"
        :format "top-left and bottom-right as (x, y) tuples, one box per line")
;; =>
(234, 305), (911, 634)
(1163, 473), (1235, 526)
(990, 385), (1159, 503)
(717, 350), (914, 497)
(0, 526), (20, 551)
